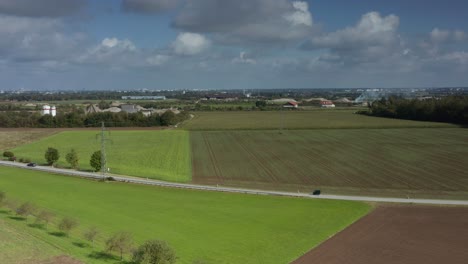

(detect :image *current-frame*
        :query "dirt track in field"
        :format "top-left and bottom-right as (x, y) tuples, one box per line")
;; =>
(292, 205), (468, 264)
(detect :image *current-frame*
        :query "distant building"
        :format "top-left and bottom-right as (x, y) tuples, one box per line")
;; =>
(42, 105), (57, 116)
(283, 101), (298, 108)
(120, 104), (139, 113)
(320, 101), (335, 108)
(121, 96), (166, 100)
(85, 104), (102, 114)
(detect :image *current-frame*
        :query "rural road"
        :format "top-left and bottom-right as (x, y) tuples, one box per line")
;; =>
(1, 160), (468, 206)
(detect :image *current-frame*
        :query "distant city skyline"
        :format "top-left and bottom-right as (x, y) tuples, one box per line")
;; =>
(0, 0), (467, 90)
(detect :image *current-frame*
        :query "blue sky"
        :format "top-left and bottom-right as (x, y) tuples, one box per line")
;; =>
(0, 0), (467, 90)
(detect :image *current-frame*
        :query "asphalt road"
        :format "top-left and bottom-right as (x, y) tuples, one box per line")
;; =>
(1, 160), (468, 206)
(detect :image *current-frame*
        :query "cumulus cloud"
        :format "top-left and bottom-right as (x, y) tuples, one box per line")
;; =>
(283, 1), (312, 27)
(172, 0), (314, 43)
(232, 52), (256, 64)
(121, 0), (179, 14)
(0, 0), (86, 17)
(0, 15), (86, 61)
(77, 37), (138, 65)
(303, 12), (401, 64)
(172, 32), (210, 55)
(146, 54), (170, 66)
(430, 28), (451, 43)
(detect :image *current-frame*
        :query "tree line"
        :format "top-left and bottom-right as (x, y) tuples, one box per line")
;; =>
(361, 96), (468, 125)
(0, 190), (177, 263)
(0, 110), (190, 128)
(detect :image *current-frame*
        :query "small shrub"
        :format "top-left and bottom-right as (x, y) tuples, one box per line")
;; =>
(3, 151), (14, 158)
(58, 217), (79, 236)
(16, 202), (36, 218)
(9, 156), (16, 162)
(19, 158), (24, 163)
(132, 240), (176, 264)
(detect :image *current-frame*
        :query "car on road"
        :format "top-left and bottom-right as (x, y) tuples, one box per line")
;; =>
(312, 190), (321, 195)
(26, 162), (37, 167)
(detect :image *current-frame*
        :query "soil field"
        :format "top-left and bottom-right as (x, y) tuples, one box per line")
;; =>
(292, 205), (468, 264)
(0, 130), (58, 150)
(191, 128), (468, 198)
(181, 111), (456, 130)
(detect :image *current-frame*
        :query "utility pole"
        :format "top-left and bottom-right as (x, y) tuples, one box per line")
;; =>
(100, 121), (107, 176)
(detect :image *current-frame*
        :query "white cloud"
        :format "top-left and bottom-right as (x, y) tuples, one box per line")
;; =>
(77, 37), (138, 65)
(309, 12), (399, 48)
(283, 1), (313, 27)
(172, 32), (210, 55)
(146, 54), (170, 66)
(304, 12), (401, 64)
(173, 0), (315, 44)
(454, 30), (466, 41)
(430, 28), (451, 43)
(232, 52), (256, 64)
(0, 15), (86, 61)
(101, 37), (136, 51)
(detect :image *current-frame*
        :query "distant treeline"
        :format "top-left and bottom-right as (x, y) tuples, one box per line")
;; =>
(0, 111), (190, 128)
(361, 96), (468, 125)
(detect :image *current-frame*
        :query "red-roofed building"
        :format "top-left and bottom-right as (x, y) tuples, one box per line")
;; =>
(320, 100), (335, 108)
(283, 101), (299, 108)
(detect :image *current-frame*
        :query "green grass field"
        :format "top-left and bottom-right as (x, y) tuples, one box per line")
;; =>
(0, 216), (66, 263)
(0, 166), (370, 264)
(191, 128), (468, 198)
(11, 130), (191, 182)
(180, 111), (456, 130)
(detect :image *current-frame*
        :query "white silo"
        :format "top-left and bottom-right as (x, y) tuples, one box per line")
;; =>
(42, 105), (50, 115)
(51, 106), (56, 117)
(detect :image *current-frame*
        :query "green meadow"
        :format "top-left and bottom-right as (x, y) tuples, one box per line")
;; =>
(0, 166), (370, 264)
(11, 130), (191, 182)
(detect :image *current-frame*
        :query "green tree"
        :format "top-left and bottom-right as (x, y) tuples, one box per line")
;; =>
(58, 217), (78, 236)
(83, 226), (99, 247)
(90, 150), (102, 172)
(160, 111), (176, 126)
(132, 240), (177, 264)
(16, 202), (36, 218)
(106, 232), (133, 260)
(44, 147), (60, 165)
(35, 210), (55, 228)
(65, 149), (79, 169)
(255, 100), (267, 108)
(3, 151), (14, 158)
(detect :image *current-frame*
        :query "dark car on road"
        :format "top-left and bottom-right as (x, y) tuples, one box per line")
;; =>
(312, 190), (321, 195)
(26, 163), (37, 167)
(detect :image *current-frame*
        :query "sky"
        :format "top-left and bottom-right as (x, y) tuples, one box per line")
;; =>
(0, 0), (467, 90)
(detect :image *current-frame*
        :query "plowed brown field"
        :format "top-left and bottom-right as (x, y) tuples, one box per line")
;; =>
(292, 206), (468, 264)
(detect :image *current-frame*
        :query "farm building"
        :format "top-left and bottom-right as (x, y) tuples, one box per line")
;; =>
(120, 104), (139, 113)
(283, 101), (299, 108)
(320, 100), (335, 108)
(85, 104), (102, 114)
(121, 96), (166, 100)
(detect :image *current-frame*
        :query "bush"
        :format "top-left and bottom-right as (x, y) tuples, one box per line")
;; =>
(9, 156), (16, 162)
(3, 151), (14, 158)
(19, 158), (24, 163)
(132, 240), (176, 264)
(16, 202), (36, 218)
(90, 150), (102, 172)
(58, 217), (79, 236)
(44, 147), (60, 165)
